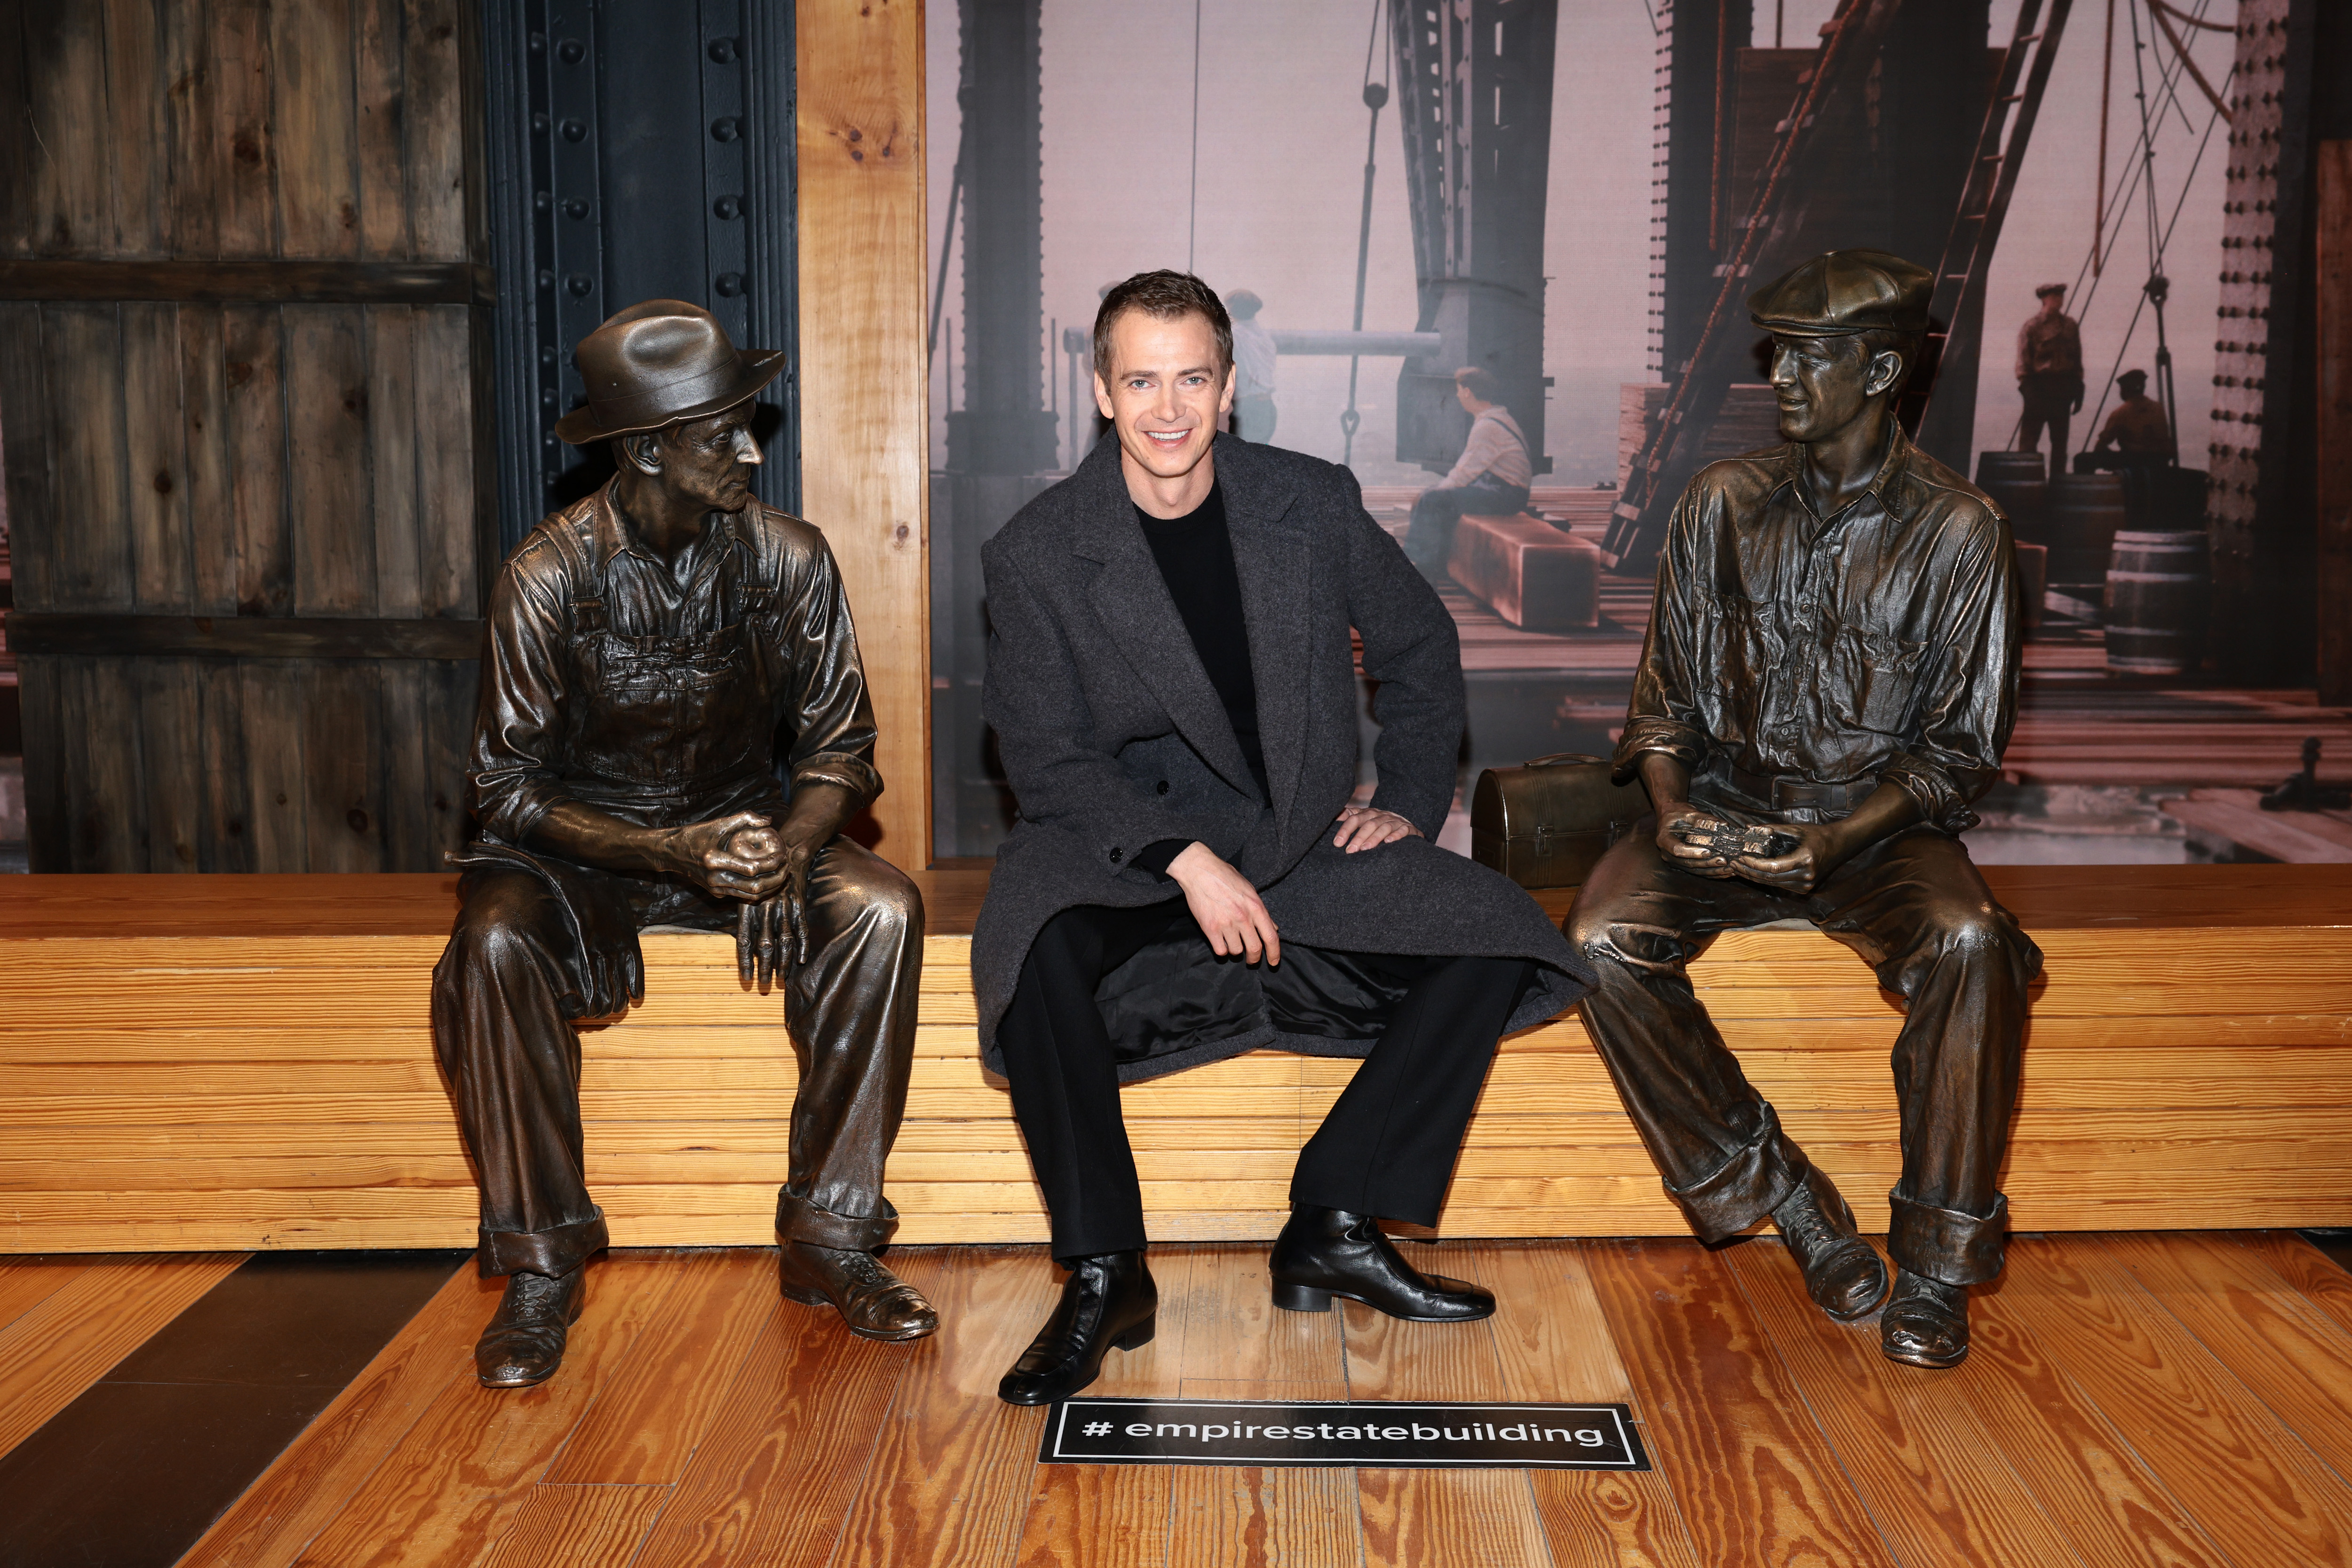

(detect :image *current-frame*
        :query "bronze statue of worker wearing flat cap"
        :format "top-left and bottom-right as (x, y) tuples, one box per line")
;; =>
(432, 300), (934, 1388)
(1565, 250), (2038, 1369)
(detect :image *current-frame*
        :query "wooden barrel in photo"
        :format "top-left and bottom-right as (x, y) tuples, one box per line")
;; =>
(2013, 540), (2047, 635)
(1976, 450), (2048, 539)
(2045, 473), (2129, 587)
(2103, 530), (2210, 675)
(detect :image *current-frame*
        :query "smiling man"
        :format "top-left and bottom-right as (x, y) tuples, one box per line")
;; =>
(973, 271), (1588, 1405)
(433, 301), (933, 1389)
(1565, 251), (2038, 1369)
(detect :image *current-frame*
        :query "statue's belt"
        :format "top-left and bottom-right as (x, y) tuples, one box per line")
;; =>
(1723, 765), (1877, 815)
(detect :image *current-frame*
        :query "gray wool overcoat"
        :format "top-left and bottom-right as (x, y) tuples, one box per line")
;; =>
(971, 432), (1592, 1082)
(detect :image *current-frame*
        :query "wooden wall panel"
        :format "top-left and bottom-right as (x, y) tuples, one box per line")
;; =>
(0, 0), (490, 874)
(798, 0), (931, 868)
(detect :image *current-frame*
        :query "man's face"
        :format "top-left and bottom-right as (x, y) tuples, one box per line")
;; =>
(1768, 333), (1898, 443)
(643, 402), (762, 511)
(1094, 309), (1233, 483)
(2039, 291), (2063, 318)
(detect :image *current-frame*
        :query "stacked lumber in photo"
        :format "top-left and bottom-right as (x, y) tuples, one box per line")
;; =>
(1445, 514), (1602, 634)
(2, 864), (2346, 1252)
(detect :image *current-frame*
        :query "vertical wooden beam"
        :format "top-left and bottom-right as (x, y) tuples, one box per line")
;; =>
(2320, 142), (2352, 706)
(797, 0), (930, 870)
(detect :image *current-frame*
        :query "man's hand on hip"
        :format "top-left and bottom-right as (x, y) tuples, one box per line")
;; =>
(1168, 842), (1281, 966)
(1332, 804), (1422, 853)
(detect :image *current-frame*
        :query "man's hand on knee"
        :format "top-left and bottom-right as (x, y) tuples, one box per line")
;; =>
(1331, 804), (1422, 853)
(1168, 843), (1281, 966)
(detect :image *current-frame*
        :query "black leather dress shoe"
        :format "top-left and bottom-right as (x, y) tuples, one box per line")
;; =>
(1881, 1270), (1970, 1367)
(1268, 1205), (1494, 1321)
(475, 1268), (586, 1388)
(998, 1251), (1157, 1406)
(1772, 1166), (1889, 1322)
(778, 1242), (939, 1342)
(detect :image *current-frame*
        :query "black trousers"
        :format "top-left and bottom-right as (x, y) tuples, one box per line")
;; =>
(998, 899), (1530, 1260)
(1565, 824), (2041, 1286)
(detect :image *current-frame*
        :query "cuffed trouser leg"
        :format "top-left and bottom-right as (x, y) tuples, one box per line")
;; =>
(772, 838), (925, 1253)
(997, 902), (1191, 1261)
(432, 870), (611, 1278)
(1289, 956), (1530, 1226)
(1565, 831), (1814, 1240)
(1815, 830), (2038, 1285)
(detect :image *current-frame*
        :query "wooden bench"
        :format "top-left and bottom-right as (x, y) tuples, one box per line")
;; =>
(2, 866), (2347, 1252)
(1446, 513), (1602, 633)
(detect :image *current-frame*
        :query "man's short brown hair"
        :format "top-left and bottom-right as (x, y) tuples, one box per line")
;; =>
(1093, 271), (1232, 385)
(1453, 366), (1502, 404)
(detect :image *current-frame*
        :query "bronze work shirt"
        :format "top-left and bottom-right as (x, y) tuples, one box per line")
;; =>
(1615, 428), (2020, 833)
(471, 481), (883, 844)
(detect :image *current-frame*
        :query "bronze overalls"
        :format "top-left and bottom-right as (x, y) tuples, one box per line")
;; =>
(432, 490), (920, 1278)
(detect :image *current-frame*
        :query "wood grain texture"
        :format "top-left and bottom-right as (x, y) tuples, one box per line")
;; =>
(797, 0), (930, 869)
(1479, 1244), (1702, 1568)
(2100, 1231), (2352, 1476)
(543, 1248), (773, 1485)
(1341, 1248), (1555, 1568)
(1939, 1292), (2228, 1568)
(2233, 1232), (2352, 1339)
(3, 867), (2352, 1250)
(0, 1251), (245, 1458)
(267, 0), (358, 260)
(473, 1485), (672, 1568)
(628, 1254), (936, 1568)
(1009, 1245), (1195, 1568)
(176, 1264), (500, 1568)
(1984, 1236), (2352, 1568)
(1722, 1240), (2081, 1568)
(1161, 1247), (1363, 1568)
(1584, 1239), (1898, 1568)
(290, 1250), (674, 1568)
(830, 1247), (1057, 1568)
(0, 1257), (96, 1342)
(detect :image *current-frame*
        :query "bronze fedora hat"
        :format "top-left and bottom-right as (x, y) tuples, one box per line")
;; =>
(552, 299), (786, 445)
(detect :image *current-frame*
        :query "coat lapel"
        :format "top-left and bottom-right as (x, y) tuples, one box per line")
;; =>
(1072, 438), (1259, 796)
(1219, 439), (1310, 833)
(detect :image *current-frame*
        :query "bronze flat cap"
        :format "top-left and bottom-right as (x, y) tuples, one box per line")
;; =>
(552, 300), (786, 445)
(1748, 249), (1933, 337)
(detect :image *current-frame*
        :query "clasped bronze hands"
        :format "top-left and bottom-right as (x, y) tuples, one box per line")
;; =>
(693, 813), (809, 987)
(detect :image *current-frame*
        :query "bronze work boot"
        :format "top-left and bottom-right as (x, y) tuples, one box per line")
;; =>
(1771, 1166), (1889, 1322)
(778, 1241), (938, 1342)
(475, 1267), (586, 1389)
(1881, 1270), (1970, 1367)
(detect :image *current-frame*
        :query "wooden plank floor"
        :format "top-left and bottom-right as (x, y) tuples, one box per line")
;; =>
(123, 1232), (2352, 1567)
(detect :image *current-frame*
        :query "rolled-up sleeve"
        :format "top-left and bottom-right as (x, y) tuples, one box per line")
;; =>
(470, 543), (578, 844)
(1878, 521), (2018, 833)
(772, 534), (885, 812)
(1613, 491), (1711, 781)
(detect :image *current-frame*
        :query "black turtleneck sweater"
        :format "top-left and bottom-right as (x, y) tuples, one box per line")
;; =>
(1133, 483), (1265, 877)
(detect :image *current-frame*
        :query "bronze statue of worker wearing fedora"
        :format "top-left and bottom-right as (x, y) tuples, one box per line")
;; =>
(432, 301), (933, 1388)
(1565, 251), (2038, 1369)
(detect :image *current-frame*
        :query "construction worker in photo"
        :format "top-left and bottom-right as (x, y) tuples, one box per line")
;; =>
(1401, 366), (1534, 581)
(2014, 282), (2084, 469)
